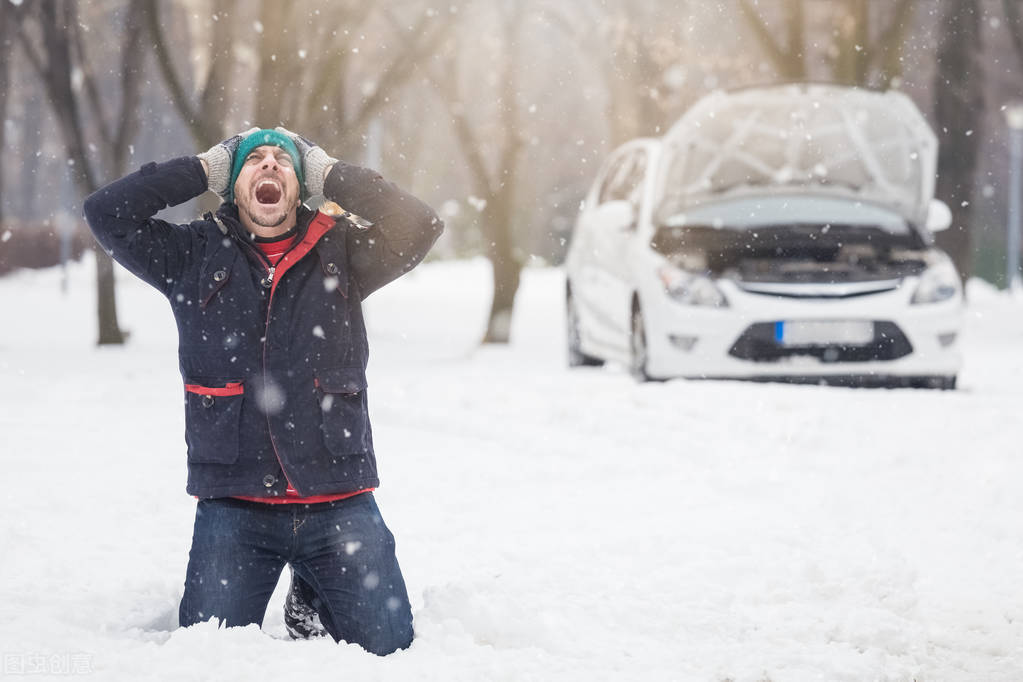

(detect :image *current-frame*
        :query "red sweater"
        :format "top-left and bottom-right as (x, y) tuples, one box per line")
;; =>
(233, 231), (373, 505)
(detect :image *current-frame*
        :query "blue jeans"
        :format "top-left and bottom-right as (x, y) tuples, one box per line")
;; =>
(178, 493), (413, 655)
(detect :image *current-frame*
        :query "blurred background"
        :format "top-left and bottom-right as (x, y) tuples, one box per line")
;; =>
(1, 0), (1022, 345)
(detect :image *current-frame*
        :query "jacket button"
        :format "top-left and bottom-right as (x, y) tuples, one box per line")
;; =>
(213, 269), (227, 282)
(201, 395), (215, 408)
(263, 474), (276, 488)
(325, 262), (339, 275)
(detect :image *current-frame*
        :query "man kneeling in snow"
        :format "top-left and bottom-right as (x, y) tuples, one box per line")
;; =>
(84, 128), (443, 654)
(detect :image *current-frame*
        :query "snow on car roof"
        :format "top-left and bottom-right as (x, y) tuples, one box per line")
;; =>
(657, 84), (937, 224)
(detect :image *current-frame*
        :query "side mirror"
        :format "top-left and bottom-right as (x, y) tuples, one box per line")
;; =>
(926, 199), (952, 233)
(594, 200), (637, 231)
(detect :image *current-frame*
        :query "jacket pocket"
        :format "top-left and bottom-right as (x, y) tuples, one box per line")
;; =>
(314, 367), (370, 456)
(184, 381), (243, 464)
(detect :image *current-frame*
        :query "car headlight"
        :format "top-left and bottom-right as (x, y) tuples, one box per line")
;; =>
(911, 259), (961, 305)
(658, 265), (728, 308)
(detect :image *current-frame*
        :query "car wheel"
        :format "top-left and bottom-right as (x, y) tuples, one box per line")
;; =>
(566, 289), (604, 368)
(908, 375), (957, 390)
(629, 303), (650, 382)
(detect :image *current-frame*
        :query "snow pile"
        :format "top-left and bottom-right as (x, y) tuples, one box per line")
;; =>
(1, 255), (1021, 681)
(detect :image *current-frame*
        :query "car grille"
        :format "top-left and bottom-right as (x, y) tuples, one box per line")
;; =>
(728, 321), (913, 363)
(733, 279), (903, 299)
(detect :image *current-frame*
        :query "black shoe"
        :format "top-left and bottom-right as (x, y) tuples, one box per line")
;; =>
(284, 570), (328, 640)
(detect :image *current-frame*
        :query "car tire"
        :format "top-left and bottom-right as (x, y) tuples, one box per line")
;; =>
(907, 375), (957, 390)
(566, 289), (604, 368)
(629, 303), (651, 382)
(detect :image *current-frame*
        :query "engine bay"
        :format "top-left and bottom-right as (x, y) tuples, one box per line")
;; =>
(651, 224), (931, 284)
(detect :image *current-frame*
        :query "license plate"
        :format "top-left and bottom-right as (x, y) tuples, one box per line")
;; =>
(775, 320), (874, 346)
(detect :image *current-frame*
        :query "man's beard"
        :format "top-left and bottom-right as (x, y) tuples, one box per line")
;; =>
(239, 194), (294, 227)
(247, 206), (290, 227)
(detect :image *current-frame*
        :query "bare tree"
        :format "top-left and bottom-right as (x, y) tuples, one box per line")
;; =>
(588, 1), (690, 146)
(0, 2), (29, 228)
(1003, 0), (1023, 73)
(18, 0), (146, 345)
(739, 0), (808, 80)
(427, 3), (530, 343)
(0, 7), (11, 229)
(148, 0), (448, 162)
(738, 0), (916, 87)
(934, 0), (985, 281)
(144, 0), (239, 152)
(286, 3), (450, 155)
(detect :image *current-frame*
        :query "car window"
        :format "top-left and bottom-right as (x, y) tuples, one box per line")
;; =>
(598, 149), (647, 205)
(597, 155), (627, 204)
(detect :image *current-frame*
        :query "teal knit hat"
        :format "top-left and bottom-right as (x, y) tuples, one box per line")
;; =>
(228, 129), (304, 202)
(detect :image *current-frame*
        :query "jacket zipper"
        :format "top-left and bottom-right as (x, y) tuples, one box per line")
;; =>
(257, 217), (331, 496)
(262, 275), (300, 495)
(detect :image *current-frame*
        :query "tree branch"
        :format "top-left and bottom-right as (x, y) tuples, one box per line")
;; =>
(869, 0), (916, 85)
(496, 5), (525, 183)
(738, 0), (797, 76)
(70, 9), (112, 152)
(425, 56), (494, 199)
(111, 2), (146, 170)
(195, 0), (238, 144)
(14, 16), (46, 80)
(346, 14), (451, 134)
(143, 0), (219, 147)
(18, 3), (97, 195)
(1003, 0), (1023, 74)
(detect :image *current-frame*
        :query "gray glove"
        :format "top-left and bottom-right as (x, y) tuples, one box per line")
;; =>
(197, 127), (259, 199)
(274, 126), (338, 198)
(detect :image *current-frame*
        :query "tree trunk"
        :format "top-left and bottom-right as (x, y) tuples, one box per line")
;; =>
(480, 3), (526, 344)
(255, 0), (292, 127)
(933, 0), (984, 282)
(18, 96), (43, 221)
(1002, 0), (1023, 72)
(739, 0), (808, 80)
(0, 1), (15, 227)
(95, 248), (125, 344)
(483, 198), (522, 344)
(19, 1), (147, 345)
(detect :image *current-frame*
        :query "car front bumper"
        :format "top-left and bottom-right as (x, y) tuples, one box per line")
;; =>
(642, 278), (964, 382)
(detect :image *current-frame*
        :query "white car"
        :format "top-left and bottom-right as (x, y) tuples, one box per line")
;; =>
(565, 84), (964, 388)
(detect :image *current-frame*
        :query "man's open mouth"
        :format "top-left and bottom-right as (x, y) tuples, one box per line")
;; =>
(255, 179), (283, 205)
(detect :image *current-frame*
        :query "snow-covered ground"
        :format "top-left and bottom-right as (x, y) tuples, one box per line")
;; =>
(1, 255), (1021, 681)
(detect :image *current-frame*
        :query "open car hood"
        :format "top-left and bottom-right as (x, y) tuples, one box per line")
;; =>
(656, 84), (937, 226)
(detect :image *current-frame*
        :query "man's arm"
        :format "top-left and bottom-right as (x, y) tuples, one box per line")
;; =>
(323, 161), (444, 299)
(83, 156), (209, 296)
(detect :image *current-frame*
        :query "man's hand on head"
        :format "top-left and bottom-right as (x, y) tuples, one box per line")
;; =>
(197, 127), (260, 200)
(274, 127), (339, 198)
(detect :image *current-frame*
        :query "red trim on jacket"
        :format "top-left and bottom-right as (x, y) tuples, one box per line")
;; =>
(184, 382), (244, 397)
(267, 211), (336, 293)
(233, 487), (374, 505)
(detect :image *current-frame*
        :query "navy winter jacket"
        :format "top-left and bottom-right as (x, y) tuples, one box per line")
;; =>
(83, 156), (442, 498)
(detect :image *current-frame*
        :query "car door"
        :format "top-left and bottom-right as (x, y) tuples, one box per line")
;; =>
(574, 144), (649, 352)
